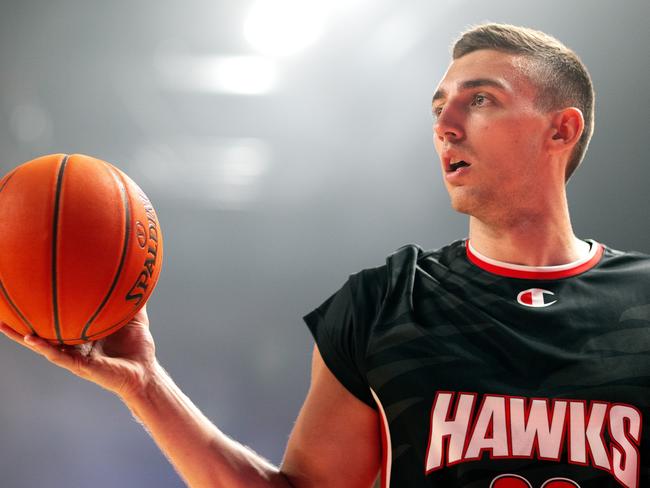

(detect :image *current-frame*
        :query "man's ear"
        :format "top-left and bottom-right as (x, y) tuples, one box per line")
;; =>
(548, 107), (584, 152)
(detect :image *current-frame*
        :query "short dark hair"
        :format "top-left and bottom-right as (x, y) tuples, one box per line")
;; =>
(453, 23), (595, 181)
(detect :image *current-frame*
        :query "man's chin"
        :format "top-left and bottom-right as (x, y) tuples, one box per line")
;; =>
(450, 201), (473, 216)
(447, 191), (475, 216)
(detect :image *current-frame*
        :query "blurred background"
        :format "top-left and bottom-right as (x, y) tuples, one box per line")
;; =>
(0, 0), (648, 486)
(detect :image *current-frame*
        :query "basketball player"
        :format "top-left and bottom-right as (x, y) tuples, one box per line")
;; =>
(1, 23), (648, 488)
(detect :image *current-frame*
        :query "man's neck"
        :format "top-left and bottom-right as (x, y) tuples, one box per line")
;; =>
(468, 212), (590, 267)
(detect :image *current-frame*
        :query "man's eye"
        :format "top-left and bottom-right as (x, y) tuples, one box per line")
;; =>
(432, 106), (443, 118)
(472, 94), (488, 106)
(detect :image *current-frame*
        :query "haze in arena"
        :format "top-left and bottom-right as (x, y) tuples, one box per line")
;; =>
(0, 1), (648, 487)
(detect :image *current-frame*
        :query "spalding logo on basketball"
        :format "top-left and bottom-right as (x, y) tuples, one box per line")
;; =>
(0, 153), (164, 345)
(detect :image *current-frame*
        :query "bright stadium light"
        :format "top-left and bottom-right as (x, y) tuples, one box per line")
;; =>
(243, 0), (328, 57)
(157, 54), (277, 95)
(211, 56), (276, 95)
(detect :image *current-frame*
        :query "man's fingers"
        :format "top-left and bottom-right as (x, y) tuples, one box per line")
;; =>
(2, 322), (87, 358)
(2, 321), (140, 393)
(0, 322), (24, 342)
(17, 334), (90, 377)
(0, 325), (69, 364)
(0, 322), (41, 353)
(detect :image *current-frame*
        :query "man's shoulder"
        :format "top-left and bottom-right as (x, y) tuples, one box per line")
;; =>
(599, 241), (650, 272)
(363, 240), (464, 272)
(348, 240), (465, 298)
(352, 239), (463, 274)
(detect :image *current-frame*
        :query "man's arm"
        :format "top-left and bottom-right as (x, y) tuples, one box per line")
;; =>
(281, 345), (381, 487)
(0, 310), (381, 488)
(122, 345), (380, 487)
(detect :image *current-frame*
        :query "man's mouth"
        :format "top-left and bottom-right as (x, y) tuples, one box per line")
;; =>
(447, 160), (471, 173)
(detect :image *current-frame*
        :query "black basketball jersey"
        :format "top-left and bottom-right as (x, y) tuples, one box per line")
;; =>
(303, 239), (650, 488)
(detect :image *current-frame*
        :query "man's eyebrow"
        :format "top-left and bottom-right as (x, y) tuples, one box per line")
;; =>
(432, 78), (508, 105)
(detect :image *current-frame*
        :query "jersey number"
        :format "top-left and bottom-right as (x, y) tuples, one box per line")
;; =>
(491, 474), (580, 488)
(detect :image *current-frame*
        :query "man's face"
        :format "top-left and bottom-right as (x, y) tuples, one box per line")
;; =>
(432, 49), (552, 221)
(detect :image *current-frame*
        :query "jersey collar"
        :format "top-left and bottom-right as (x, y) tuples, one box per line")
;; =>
(465, 239), (604, 280)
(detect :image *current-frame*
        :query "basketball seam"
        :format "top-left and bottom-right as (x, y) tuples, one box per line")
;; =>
(51, 154), (69, 345)
(85, 314), (133, 340)
(0, 168), (18, 194)
(0, 281), (37, 335)
(56, 317), (129, 342)
(79, 162), (131, 341)
(0, 168), (37, 334)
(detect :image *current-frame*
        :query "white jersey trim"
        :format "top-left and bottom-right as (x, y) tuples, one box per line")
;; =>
(371, 388), (392, 488)
(466, 239), (598, 273)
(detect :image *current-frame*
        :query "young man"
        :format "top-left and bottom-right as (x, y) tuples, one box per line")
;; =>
(1, 23), (648, 488)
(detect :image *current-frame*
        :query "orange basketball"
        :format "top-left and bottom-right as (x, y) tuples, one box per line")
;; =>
(0, 154), (163, 345)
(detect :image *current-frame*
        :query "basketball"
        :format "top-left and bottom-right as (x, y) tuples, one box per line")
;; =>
(0, 153), (163, 345)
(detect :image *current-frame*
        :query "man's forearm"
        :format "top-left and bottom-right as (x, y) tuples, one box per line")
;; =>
(123, 361), (293, 488)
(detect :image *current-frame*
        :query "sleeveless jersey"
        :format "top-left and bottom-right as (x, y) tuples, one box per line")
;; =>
(303, 239), (650, 488)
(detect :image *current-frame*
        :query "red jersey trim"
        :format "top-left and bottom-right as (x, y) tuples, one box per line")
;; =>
(465, 240), (604, 280)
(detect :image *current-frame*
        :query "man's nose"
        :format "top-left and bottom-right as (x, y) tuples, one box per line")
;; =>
(433, 106), (465, 143)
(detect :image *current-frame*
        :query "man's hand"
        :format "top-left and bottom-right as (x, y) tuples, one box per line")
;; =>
(0, 307), (156, 401)
(0, 313), (381, 487)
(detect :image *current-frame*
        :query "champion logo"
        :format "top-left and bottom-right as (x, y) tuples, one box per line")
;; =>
(516, 288), (557, 308)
